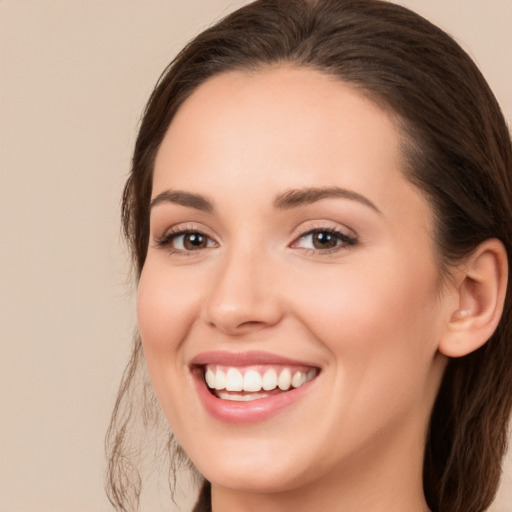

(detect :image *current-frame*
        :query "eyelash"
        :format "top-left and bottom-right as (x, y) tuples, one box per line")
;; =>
(154, 225), (358, 257)
(291, 226), (358, 255)
(154, 225), (217, 256)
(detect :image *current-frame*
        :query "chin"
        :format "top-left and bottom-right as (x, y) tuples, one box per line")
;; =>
(188, 440), (314, 494)
(203, 464), (305, 494)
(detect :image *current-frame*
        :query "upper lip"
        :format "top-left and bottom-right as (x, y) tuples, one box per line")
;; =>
(190, 350), (319, 368)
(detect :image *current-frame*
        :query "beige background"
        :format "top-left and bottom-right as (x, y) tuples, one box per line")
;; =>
(1, 1), (511, 511)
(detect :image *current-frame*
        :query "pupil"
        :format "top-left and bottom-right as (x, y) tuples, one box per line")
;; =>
(184, 233), (205, 250)
(314, 232), (337, 249)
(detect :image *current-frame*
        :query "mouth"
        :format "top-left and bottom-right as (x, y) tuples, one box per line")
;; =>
(203, 364), (318, 401)
(190, 351), (321, 423)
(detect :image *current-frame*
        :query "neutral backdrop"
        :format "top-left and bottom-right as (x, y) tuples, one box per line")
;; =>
(1, 1), (511, 511)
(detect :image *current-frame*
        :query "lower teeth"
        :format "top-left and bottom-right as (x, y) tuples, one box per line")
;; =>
(215, 389), (284, 402)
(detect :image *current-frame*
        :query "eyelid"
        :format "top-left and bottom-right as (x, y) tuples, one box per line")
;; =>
(292, 220), (357, 239)
(290, 221), (358, 254)
(152, 220), (358, 256)
(153, 223), (219, 252)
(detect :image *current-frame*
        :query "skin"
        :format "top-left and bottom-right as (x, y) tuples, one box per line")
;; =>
(137, 66), (456, 512)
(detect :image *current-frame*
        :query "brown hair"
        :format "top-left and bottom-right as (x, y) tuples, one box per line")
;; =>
(106, 1), (512, 511)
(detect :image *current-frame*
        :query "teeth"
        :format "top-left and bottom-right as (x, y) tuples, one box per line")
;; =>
(205, 368), (215, 389)
(262, 368), (277, 390)
(204, 365), (317, 394)
(225, 368), (243, 391)
(278, 368), (292, 390)
(217, 391), (269, 402)
(291, 370), (306, 388)
(214, 369), (226, 390)
(243, 370), (262, 392)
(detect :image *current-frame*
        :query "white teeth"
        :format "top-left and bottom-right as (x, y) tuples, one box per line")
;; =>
(205, 368), (215, 389)
(217, 391), (268, 401)
(204, 365), (318, 394)
(291, 370), (306, 388)
(214, 369), (226, 390)
(243, 370), (262, 392)
(225, 368), (243, 391)
(262, 368), (278, 390)
(278, 368), (292, 390)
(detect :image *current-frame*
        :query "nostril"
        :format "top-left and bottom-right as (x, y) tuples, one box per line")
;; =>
(239, 320), (267, 328)
(201, 262), (284, 333)
(206, 313), (282, 336)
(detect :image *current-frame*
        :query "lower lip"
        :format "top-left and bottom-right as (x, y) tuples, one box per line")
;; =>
(192, 369), (318, 424)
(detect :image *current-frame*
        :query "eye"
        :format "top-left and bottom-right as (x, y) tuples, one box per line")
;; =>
(155, 228), (217, 253)
(292, 228), (357, 253)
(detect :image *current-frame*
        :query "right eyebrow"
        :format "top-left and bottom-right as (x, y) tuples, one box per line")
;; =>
(150, 190), (214, 212)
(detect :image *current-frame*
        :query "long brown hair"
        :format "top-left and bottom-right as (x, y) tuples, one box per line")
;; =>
(106, 1), (512, 511)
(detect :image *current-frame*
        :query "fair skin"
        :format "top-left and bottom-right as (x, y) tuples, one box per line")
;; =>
(137, 67), (505, 512)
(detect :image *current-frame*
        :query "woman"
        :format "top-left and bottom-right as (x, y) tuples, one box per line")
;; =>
(106, 1), (512, 511)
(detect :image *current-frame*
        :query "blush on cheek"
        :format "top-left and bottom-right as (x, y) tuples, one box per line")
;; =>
(137, 264), (192, 350)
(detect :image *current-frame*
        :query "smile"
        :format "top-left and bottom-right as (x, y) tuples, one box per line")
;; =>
(190, 351), (321, 423)
(204, 365), (318, 401)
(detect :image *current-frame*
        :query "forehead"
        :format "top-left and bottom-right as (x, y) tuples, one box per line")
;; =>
(154, 66), (404, 194)
(152, 66), (432, 237)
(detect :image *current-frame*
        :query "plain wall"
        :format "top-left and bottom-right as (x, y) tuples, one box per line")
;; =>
(1, 1), (510, 511)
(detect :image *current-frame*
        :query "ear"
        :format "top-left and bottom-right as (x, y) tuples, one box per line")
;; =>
(439, 238), (508, 358)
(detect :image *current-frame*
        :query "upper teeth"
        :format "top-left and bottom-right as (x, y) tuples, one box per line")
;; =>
(204, 366), (317, 393)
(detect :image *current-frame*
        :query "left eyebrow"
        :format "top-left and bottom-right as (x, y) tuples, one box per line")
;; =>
(273, 186), (382, 214)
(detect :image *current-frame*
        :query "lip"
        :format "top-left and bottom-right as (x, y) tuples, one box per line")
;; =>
(190, 350), (318, 367)
(190, 351), (320, 424)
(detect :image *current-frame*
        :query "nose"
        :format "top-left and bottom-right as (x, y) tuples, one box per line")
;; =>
(201, 246), (284, 336)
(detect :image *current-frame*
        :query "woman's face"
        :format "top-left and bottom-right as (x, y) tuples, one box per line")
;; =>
(138, 67), (450, 495)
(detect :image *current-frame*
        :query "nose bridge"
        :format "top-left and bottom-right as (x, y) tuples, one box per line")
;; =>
(203, 238), (282, 334)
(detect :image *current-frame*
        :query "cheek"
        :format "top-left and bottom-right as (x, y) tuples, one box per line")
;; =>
(287, 251), (441, 377)
(284, 254), (443, 448)
(136, 259), (206, 419)
(136, 260), (206, 429)
(137, 260), (200, 353)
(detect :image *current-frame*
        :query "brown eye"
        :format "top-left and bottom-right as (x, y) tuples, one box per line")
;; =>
(311, 231), (339, 249)
(156, 229), (217, 253)
(182, 232), (208, 250)
(292, 228), (357, 253)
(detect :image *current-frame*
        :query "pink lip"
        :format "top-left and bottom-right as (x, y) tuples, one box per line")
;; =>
(190, 351), (320, 424)
(190, 350), (317, 367)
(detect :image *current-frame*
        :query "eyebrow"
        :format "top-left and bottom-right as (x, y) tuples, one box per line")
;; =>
(150, 186), (381, 214)
(273, 187), (381, 214)
(150, 190), (214, 212)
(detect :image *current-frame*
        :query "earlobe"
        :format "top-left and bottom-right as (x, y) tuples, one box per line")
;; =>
(439, 239), (508, 358)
